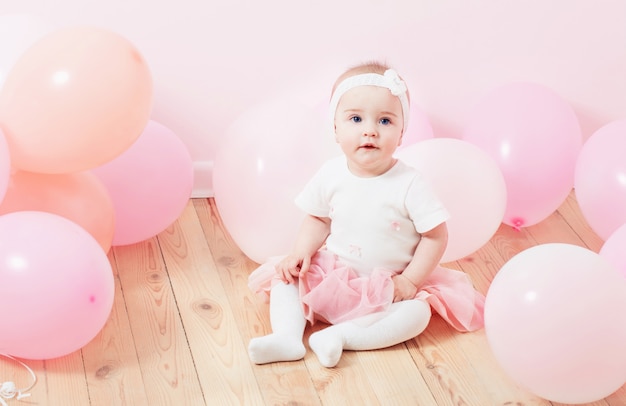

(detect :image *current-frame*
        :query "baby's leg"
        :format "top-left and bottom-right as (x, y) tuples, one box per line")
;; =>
(309, 299), (431, 367)
(248, 281), (307, 364)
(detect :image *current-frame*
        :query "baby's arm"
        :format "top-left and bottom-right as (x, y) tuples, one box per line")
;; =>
(393, 222), (448, 301)
(276, 214), (331, 284)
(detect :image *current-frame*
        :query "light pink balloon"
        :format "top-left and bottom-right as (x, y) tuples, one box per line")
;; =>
(463, 82), (582, 229)
(0, 26), (153, 173)
(396, 138), (506, 262)
(0, 129), (11, 203)
(91, 120), (194, 246)
(485, 243), (626, 404)
(575, 119), (626, 240)
(0, 211), (114, 359)
(599, 222), (626, 279)
(398, 103), (434, 149)
(213, 97), (340, 263)
(0, 170), (115, 252)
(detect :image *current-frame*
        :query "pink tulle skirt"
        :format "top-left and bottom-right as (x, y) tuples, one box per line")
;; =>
(248, 250), (485, 332)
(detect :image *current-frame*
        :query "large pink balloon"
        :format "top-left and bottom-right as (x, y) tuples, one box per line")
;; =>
(462, 82), (582, 229)
(485, 243), (626, 404)
(0, 211), (115, 359)
(0, 26), (153, 173)
(575, 119), (626, 240)
(92, 120), (193, 246)
(213, 97), (340, 263)
(0, 171), (115, 252)
(396, 138), (506, 262)
(599, 222), (626, 279)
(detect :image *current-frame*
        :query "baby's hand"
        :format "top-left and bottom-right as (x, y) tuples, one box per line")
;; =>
(391, 274), (419, 302)
(275, 254), (311, 284)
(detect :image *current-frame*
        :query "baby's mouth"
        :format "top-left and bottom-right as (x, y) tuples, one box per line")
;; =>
(360, 143), (377, 149)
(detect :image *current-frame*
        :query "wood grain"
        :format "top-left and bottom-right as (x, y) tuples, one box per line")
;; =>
(1, 194), (625, 405)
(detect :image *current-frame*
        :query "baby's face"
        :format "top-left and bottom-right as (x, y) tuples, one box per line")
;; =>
(334, 85), (404, 177)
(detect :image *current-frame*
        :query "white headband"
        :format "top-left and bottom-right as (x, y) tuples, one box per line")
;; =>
(329, 69), (410, 134)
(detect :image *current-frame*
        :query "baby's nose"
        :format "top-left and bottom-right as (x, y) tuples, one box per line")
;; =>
(363, 123), (378, 136)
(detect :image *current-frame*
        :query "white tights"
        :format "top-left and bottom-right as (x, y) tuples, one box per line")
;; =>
(248, 281), (432, 367)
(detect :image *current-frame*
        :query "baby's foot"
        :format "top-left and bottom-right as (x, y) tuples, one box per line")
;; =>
(309, 328), (343, 368)
(248, 334), (306, 364)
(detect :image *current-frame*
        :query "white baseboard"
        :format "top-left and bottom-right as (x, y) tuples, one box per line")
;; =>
(191, 160), (214, 198)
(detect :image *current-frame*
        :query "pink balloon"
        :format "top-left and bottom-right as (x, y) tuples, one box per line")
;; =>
(485, 243), (626, 403)
(213, 97), (340, 263)
(575, 119), (626, 240)
(396, 138), (507, 262)
(0, 211), (114, 359)
(398, 103), (434, 149)
(0, 170), (115, 252)
(0, 129), (11, 202)
(599, 222), (626, 279)
(0, 26), (153, 173)
(92, 120), (193, 246)
(462, 82), (582, 229)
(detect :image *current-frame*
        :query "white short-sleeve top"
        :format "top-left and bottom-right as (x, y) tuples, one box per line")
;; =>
(295, 155), (450, 275)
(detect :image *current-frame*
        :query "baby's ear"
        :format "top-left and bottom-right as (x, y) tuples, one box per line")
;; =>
(397, 134), (403, 146)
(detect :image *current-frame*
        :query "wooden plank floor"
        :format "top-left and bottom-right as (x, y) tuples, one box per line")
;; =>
(2, 191), (626, 405)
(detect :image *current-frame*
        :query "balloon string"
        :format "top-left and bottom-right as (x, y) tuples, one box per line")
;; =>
(0, 354), (36, 406)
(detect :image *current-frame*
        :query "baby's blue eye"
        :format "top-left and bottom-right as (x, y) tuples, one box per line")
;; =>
(380, 118), (391, 125)
(350, 116), (362, 123)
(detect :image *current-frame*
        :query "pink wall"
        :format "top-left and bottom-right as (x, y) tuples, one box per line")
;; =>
(2, 0), (625, 196)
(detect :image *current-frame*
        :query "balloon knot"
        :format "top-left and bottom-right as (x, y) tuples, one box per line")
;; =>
(511, 218), (524, 231)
